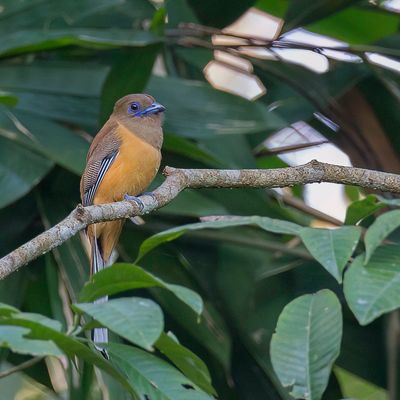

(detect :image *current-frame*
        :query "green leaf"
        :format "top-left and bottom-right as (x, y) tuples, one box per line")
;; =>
(163, 134), (222, 167)
(0, 303), (19, 317)
(0, 29), (161, 58)
(270, 289), (343, 400)
(107, 342), (214, 399)
(79, 263), (203, 316)
(0, 109), (89, 175)
(147, 76), (287, 138)
(137, 216), (303, 261)
(0, 62), (107, 97)
(0, 313), (137, 397)
(187, 0), (256, 28)
(0, 326), (62, 356)
(155, 332), (216, 395)
(285, 0), (357, 28)
(376, 195), (400, 207)
(74, 297), (163, 350)
(344, 195), (384, 225)
(0, 91), (17, 106)
(100, 45), (160, 123)
(0, 0), (154, 30)
(0, 136), (53, 208)
(299, 226), (361, 282)
(364, 210), (400, 263)
(308, 7), (399, 44)
(344, 245), (400, 325)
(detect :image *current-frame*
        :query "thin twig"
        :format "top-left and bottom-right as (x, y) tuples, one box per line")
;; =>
(0, 356), (44, 379)
(0, 160), (400, 279)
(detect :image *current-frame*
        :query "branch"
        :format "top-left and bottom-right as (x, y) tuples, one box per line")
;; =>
(1, 160), (399, 279)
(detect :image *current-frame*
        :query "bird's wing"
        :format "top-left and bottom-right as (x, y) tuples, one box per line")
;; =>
(80, 121), (121, 206)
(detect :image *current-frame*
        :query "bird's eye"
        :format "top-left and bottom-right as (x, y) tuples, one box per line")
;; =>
(130, 102), (140, 112)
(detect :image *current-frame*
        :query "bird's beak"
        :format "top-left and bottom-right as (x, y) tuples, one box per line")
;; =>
(136, 102), (166, 117)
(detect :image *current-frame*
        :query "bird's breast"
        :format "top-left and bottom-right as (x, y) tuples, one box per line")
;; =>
(93, 123), (161, 204)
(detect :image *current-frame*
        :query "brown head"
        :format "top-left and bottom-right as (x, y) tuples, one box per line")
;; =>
(111, 93), (165, 149)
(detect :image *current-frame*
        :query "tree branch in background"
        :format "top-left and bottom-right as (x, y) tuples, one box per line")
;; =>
(0, 160), (399, 280)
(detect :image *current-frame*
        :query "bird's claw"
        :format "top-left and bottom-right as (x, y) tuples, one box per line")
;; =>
(141, 191), (157, 203)
(124, 194), (145, 212)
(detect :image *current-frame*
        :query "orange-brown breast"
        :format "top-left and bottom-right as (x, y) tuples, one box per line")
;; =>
(93, 122), (161, 205)
(89, 122), (161, 261)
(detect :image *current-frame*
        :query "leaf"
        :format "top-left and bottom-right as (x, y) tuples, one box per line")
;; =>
(0, 313), (137, 397)
(74, 297), (164, 350)
(107, 342), (214, 400)
(0, 136), (53, 208)
(299, 226), (361, 282)
(187, 0), (256, 28)
(270, 289), (343, 400)
(137, 216), (303, 261)
(344, 245), (400, 325)
(0, 326), (62, 356)
(100, 45), (160, 123)
(376, 195), (400, 207)
(159, 188), (229, 217)
(79, 263), (203, 316)
(0, 0), (155, 31)
(163, 134), (222, 166)
(0, 91), (17, 106)
(0, 108), (89, 175)
(147, 76), (287, 138)
(344, 195), (384, 225)
(364, 210), (400, 263)
(308, 6), (399, 44)
(0, 62), (107, 97)
(285, 0), (357, 28)
(0, 29), (161, 58)
(155, 332), (216, 395)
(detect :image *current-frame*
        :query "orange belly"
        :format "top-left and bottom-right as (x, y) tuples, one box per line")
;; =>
(93, 123), (161, 205)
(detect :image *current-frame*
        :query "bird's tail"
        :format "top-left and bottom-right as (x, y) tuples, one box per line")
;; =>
(90, 234), (109, 359)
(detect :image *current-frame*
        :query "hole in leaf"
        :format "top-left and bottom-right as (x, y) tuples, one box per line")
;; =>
(182, 383), (195, 390)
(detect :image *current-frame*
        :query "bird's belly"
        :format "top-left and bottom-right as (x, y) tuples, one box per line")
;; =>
(94, 126), (161, 205)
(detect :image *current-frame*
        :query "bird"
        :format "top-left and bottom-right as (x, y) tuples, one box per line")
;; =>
(80, 94), (165, 356)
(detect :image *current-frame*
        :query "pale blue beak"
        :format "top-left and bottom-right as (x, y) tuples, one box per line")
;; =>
(135, 102), (166, 117)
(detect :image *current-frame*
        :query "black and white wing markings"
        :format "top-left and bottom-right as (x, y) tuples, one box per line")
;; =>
(83, 150), (119, 206)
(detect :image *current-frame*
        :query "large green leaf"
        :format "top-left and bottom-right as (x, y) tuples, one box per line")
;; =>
(299, 226), (361, 282)
(344, 195), (385, 225)
(74, 297), (163, 350)
(147, 76), (287, 138)
(285, 0), (357, 28)
(0, 29), (161, 58)
(0, 136), (53, 208)
(0, 0), (154, 30)
(0, 62), (107, 97)
(137, 216), (303, 261)
(155, 332), (215, 395)
(79, 263), (203, 316)
(364, 210), (400, 263)
(0, 108), (88, 175)
(0, 310), (137, 396)
(100, 45), (160, 123)
(308, 6), (399, 44)
(0, 91), (17, 106)
(187, 0), (256, 28)
(344, 245), (400, 325)
(0, 326), (62, 356)
(107, 342), (214, 400)
(270, 289), (342, 400)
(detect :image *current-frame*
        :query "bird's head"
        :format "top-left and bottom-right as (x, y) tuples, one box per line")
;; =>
(114, 93), (166, 122)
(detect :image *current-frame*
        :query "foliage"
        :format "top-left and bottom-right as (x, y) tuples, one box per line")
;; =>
(0, 1), (399, 399)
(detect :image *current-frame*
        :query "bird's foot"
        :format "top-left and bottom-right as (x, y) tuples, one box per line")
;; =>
(141, 191), (157, 203)
(124, 194), (145, 212)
